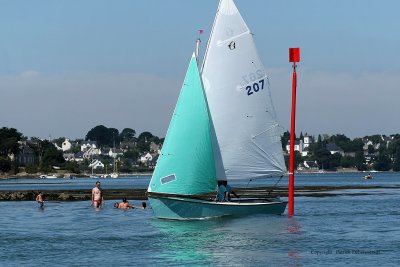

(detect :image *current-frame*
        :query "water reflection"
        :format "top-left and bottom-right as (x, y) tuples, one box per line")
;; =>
(286, 216), (302, 234)
(150, 214), (305, 266)
(2, 190), (397, 266)
(150, 219), (219, 265)
(285, 216), (303, 266)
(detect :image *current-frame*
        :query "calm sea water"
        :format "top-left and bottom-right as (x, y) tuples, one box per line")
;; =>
(1, 173), (399, 266)
(1, 172), (400, 191)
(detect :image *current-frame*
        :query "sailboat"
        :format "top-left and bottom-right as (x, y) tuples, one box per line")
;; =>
(110, 158), (119, 178)
(147, 0), (287, 219)
(110, 144), (119, 178)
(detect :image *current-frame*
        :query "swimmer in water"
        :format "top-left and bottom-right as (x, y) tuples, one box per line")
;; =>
(114, 198), (147, 209)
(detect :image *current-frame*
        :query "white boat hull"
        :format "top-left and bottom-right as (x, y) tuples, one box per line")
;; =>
(148, 196), (287, 220)
(110, 173), (119, 178)
(40, 175), (58, 179)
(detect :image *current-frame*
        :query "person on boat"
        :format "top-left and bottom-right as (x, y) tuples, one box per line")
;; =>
(216, 181), (227, 202)
(223, 181), (240, 201)
(91, 181), (103, 208)
(36, 192), (44, 208)
(114, 198), (147, 209)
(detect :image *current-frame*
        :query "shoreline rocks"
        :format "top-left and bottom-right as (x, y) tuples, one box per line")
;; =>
(0, 185), (398, 201)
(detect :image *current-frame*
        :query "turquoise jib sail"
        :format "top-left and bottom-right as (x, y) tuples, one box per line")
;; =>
(148, 54), (216, 195)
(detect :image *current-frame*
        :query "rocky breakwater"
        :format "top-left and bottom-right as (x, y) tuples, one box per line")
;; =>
(0, 189), (148, 201)
(1, 185), (395, 201)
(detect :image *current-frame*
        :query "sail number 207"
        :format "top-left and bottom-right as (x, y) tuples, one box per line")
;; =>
(246, 79), (264, 96)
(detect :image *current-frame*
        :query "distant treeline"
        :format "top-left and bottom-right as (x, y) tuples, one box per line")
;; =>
(1, 126), (400, 174)
(0, 126), (163, 174)
(282, 132), (400, 171)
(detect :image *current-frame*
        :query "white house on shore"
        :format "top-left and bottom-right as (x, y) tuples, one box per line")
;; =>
(140, 152), (153, 164)
(326, 143), (345, 156)
(286, 134), (315, 155)
(108, 148), (124, 158)
(83, 147), (101, 159)
(62, 139), (72, 151)
(89, 159), (104, 170)
(301, 147), (310, 157)
(286, 140), (304, 154)
(54, 138), (73, 152)
(303, 134), (313, 148)
(81, 141), (97, 152)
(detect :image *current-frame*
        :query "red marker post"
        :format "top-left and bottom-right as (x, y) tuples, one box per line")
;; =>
(288, 48), (300, 216)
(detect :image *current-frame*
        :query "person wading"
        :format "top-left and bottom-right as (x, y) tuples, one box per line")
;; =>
(91, 181), (103, 208)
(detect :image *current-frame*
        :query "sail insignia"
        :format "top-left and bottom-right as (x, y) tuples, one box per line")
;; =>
(160, 174), (176, 185)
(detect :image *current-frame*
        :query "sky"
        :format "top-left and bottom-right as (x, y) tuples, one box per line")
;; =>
(1, 0), (400, 140)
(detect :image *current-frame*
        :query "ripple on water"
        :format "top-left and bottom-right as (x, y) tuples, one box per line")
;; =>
(1, 185), (400, 266)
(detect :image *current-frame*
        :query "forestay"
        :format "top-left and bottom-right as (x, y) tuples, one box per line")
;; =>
(201, 0), (286, 180)
(148, 54), (217, 195)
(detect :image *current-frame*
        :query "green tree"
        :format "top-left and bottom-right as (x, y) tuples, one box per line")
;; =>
(365, 135), (382, 145)
(138, 132), (154, 141)
(373, 154), (391, 171)
(313, 148), (335, 170)
(367, 145), (375, 154)
(137, 132), (155, 152)
(388, 138), (400, 171)
(123, 149), (139, 160)
(316, 135), (323, 149)
(40, 141), (65, 171)
(85, 125), (118, 147)
(108, 128), (120, 144)
(0, 127), (23, 173)
(327, 134), (352, 152)
(349, 138), (364, 152)
(341, 155), (355, 168)
(65, 161), (80, 173)
(328, 153), (342, 169)
(0, 127), (23, 158)
(354, 151), (367, 171)
(0, 157), (11, 172)
(392, 156), (400, 172)
(120, 128), (136, 141)
(281, 131), (290, 150)
(294, 151), (302, 166)
(119, 159), (133, 173)
(25, 164), (39, 174)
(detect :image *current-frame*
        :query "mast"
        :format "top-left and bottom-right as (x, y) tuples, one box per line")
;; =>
(195, 38), (201, 61)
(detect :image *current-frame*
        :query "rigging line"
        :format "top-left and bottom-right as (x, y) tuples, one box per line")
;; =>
(250, 135), (284, 171)
(245, 179), (252, 189)
(267, 175), (284, 196)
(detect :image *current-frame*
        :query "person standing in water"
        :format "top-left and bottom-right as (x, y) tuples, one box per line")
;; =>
(91, 181), (103, 208)
(36, 192), (44, 208)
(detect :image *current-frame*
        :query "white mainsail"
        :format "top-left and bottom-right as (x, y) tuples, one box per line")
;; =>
(202, 0), (287, 180)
